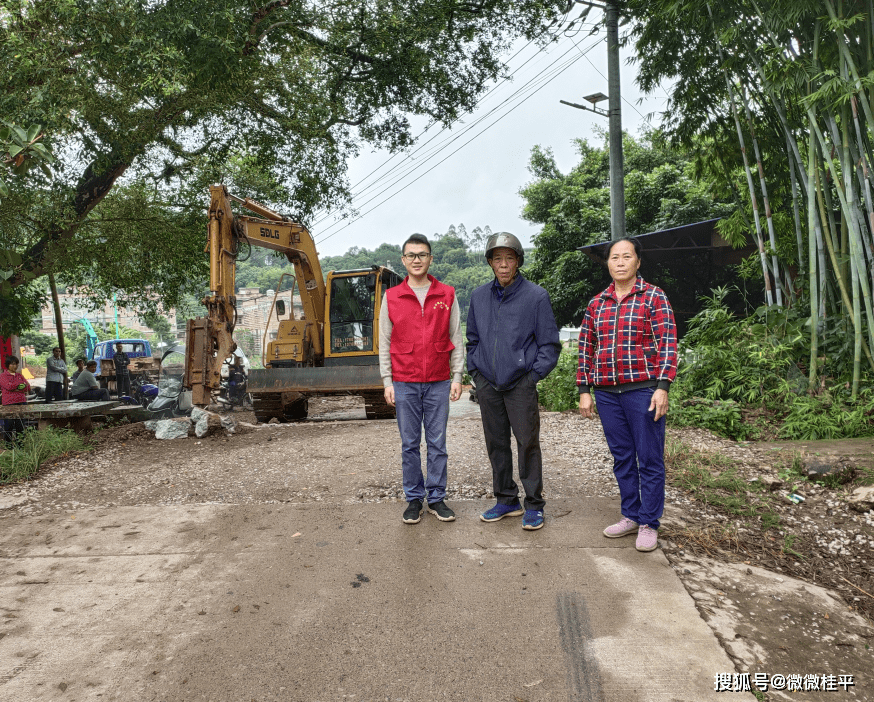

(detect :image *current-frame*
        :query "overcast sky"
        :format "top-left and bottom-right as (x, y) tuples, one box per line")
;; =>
(311, 24), (671, 257)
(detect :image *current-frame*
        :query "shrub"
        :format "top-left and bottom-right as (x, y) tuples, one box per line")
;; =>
(668, 386), (751, 440)
(538, 350), (579, 412)
(778, 389), (874, 440)
(672, 286), (874, 440)
(0, 427), (85, 484)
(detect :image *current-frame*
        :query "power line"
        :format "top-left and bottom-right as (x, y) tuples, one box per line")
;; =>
(309, 33), (577, 228)
(314, 44), (590, 242)
(312, 40), (586, 231)
(314, 41), (597, 245)
(309, 37), (545, 223)
(571, 35), (669, 125)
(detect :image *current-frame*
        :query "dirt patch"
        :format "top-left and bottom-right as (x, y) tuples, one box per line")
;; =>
(659, 431), (874, 624)
(657, 430), (874, 699)
(86, 420), (154, 448)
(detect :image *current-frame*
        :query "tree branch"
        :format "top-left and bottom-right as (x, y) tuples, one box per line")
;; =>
(11, 158), (131, 286)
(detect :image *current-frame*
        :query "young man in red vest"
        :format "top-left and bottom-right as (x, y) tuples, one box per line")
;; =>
(380, 234), (464, 524)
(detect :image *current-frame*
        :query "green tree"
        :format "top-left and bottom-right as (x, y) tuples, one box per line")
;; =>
(0, 123), (55, 335)
(0, 122), (54, 204)
(19, 329), (56, 355)
(626, 0), (874, 393)
(0, 0), (564, 333)
(140, 312), (173, 344)
(521, 132), (737, 328)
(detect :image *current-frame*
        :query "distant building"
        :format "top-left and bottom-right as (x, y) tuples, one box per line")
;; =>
(40, 287), (303, 361)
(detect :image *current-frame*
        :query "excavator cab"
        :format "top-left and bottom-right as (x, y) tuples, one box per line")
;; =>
(325, 267), (402, 359)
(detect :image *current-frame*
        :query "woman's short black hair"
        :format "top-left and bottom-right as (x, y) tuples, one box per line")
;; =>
(402, 233), (431, 254)
(4, 355), (20, 369)
(604, 236), (642, 261)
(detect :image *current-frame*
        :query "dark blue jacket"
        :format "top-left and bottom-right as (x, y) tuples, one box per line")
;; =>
(466, 273), (561, 390)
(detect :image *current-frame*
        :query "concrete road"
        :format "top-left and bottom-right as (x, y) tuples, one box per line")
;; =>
(0, 499), (749, 702)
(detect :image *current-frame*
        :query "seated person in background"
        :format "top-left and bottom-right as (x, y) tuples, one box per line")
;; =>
(70, 358), (86, 383)
(71, 360), (111, 401)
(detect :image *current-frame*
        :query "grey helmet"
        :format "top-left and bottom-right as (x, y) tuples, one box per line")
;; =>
(485, 232), (524, 267)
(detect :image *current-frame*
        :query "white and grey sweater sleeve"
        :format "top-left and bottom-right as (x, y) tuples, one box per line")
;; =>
(449, 297), (463, 384)
(379, 295), (393, 388)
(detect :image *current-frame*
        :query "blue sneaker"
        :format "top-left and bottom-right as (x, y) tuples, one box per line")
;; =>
(480, 502), (524, 522)
(522, 510), (544, 530)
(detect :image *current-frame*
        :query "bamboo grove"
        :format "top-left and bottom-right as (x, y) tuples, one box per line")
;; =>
(627, 0), (874, 396)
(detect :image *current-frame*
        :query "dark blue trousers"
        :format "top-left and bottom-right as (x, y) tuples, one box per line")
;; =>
(595, 387), (666, 529)
(45, 381), (64, 402)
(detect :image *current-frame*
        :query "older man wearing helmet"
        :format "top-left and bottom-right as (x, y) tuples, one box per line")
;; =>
(466, 233), (560, 530)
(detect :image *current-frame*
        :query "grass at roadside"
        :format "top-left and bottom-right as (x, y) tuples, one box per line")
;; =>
(662, 435), (874, 623)
(0, 427), (86, 484)
(665, 436), (782, 530)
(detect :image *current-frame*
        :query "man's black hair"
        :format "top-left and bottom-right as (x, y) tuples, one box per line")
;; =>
(402, 233), (431, 254)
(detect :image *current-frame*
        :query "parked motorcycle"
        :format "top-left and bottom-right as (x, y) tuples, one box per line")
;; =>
(146, 377), (194, 419)
(216, 362), (253, 411)
(120, 375), (159, 408)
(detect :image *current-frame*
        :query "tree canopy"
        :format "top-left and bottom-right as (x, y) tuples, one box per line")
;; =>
(0, 0), (564, 334)
(521, 131), (738, 328)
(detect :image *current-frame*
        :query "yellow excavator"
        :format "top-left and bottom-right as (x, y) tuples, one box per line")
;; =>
(183, 184), (402, 421)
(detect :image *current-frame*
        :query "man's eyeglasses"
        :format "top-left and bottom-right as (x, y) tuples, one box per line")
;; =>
(403, 252), (431, 261)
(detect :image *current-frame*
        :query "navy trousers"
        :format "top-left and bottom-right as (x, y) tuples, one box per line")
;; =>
(595, 387), (666, 529)
(45, 381), (64, 403)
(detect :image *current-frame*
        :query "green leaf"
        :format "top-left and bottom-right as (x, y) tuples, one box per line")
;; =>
(25, 124), (40, 143)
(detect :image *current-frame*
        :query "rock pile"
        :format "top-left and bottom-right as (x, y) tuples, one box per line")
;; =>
(145, 408), (237, 440)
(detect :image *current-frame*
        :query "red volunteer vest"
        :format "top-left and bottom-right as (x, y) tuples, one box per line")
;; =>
(386, 275), (455, 383)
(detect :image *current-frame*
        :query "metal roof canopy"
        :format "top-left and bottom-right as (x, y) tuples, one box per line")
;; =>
(577, 218), (755, 266)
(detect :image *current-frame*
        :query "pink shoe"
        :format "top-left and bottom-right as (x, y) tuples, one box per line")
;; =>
(603, 517), (638, 538)
(636, 524), (659, 552)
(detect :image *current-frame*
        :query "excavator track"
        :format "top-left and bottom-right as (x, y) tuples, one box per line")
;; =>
(361, 392), (396, 420)
(252, 391), (308, 422)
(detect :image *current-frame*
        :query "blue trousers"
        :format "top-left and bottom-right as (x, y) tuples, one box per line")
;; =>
(394, 380), (450, 504)
(595, 387), (666, 529)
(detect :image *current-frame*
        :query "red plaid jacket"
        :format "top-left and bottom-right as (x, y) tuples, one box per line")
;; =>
(577, 277), (677, 392)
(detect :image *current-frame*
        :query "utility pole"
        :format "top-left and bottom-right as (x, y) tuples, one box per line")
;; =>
(560, 0), (626, 240)
(605, 0), (625, 240)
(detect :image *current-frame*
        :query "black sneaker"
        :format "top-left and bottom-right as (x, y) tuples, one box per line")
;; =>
(427, 500), (456, 522)
(403, 499), (424, 524)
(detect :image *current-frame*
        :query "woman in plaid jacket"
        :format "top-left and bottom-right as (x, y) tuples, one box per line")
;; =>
(577, 238), (678, 552)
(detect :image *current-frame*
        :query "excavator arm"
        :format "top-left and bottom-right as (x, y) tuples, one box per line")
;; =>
(184, 184), (325, 406)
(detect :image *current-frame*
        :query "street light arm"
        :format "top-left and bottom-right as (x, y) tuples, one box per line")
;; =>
(559, 99), (609, 118)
